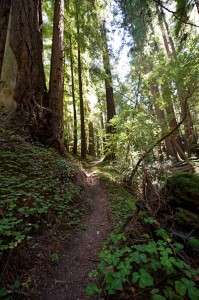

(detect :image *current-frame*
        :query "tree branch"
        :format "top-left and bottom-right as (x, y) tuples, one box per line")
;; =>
(127, 113), (186, 182)
(126, 86), (197, 182)
(153, 0), (199, 28)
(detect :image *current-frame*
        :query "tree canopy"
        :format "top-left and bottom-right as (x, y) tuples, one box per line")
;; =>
(0, 0), (198, 166)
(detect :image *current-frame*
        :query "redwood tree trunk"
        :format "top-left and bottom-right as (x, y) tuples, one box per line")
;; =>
(49, 0), (64, 153)
(102, 21), (116, 161)
(0, 0), (11, 76)
(163, 12), (194, 156)
(150, 84), (178, 159)
(76, 0), (87, 159)
(157, 12), (186, 160)
(5, 0), (50, 142)
(69, 35), (77, 155)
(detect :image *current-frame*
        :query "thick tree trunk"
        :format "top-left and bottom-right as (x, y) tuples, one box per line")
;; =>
(69, 35), (77, 155)
(10, 0), (47, 106)
(0, 0), (50, 142)
(165, 103), (186, 160)
(0, 0), (11, 76)
(179, 100), (193, 156)
(101, 21), (116, 161)
(76, 0), (87, 159)
(49, 0), (64, 153)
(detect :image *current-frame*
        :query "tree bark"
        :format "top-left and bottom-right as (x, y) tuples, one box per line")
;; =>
(0, 0), (11, 76)
(163, 12), (194, 156)
(101, 21), (116, 161)
(157, 11), (186, 159)
(162, 14), (177, 60)
(2, 0), (50, 142)
(88, 121), (95, 156)
(150, 84), (178, 159)
(69, 35), (77, 155)
(76, 0), (87, 159)
(49, 0), (64, 153)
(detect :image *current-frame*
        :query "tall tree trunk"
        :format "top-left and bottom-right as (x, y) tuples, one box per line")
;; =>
(0, 0), (11, 76)
(69, 35), (77, 155)
(101, 21), (116, 161)
(165, 103), (187, 160)
(88, 121), (95, 156)
(157, 12), (186, 160)
(76, 0), (86, 159)
(150, 84), (178, 159)
(49, 0), (64, 153)
(162, 15), (177, 60)
(1, 0), (50, 142)
(150, 26), (179, 160)
(163, 14), (194, 156)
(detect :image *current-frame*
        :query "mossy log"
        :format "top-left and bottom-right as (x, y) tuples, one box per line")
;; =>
(163, 172), (199, 211)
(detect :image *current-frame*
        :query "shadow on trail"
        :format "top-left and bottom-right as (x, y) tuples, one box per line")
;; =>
(41, 164), (112, 300)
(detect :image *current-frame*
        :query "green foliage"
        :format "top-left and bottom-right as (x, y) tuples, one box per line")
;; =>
(188, 236), (199, 248)
(50, 252), (59, 262)
(86, 229), (199, 298)
(164, 172), (199, 198)
(85, 283), (102, 296)
(91, 162), (137, 224)
(175, 278), (199, 300)
(0, 128), (82, 256)
(0, 280), (21, 300)
(0, 287), (10, 300)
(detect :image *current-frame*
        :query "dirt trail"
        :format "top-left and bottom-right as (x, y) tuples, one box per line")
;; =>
(41, 167), (112, 300)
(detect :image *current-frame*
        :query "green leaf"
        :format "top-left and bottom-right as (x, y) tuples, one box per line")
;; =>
(85, 284), (100, 296)
(144, 217), (156, 224)
(181, 278), (194, 287)
(173, 243), (184, 250)
(156, 229), (171, 242)
(153, 295), (167, 300)
(151, 288), (160, 294)
(140, 253), (147, 263)
(89, 269), (99, 277)
(132, 272), (140, 283)
(11, 280), (20, 289)
(0, 288), (9, 297)
(175, 280), (187, 296)
(188, 286), (199, 300)
(139, 269), (154, 288)
(130, 251), (141, 264)
(160, 255), (173, 269)
(111, 278), (123, 290)
(104, 271), (114, 284)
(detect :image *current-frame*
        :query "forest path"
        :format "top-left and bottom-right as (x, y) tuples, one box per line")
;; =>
(42, 162), (112, 300)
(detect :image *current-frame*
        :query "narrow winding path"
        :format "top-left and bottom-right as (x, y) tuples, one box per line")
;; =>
(42, 167), (112, 299)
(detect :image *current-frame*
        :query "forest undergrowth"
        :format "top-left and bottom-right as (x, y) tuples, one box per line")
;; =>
(0, 126), (199, 299)
(86, 162), (199, 300)
(0, 126), (88, 299)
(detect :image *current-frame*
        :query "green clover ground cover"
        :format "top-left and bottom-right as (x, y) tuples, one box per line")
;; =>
(87, 162), (199, 300)
(0, 128), (83, 256)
